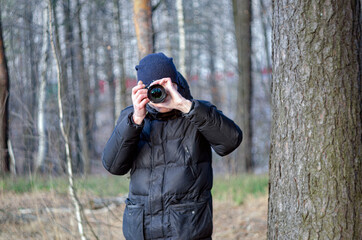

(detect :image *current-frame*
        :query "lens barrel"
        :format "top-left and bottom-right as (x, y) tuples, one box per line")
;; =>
(147, 84), (167, 103)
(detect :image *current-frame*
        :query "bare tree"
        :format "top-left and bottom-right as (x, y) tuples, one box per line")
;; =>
(133, 0), (154, 59)
(268, 1), (361, 239)
(176, 0), (186, 76)
(75, 0), (91, 174)
(232, 0), (252, 173)
(113, 0), (127, 118)
(0, 6), (10, 174)
(48, 0), (86, 239)
(35, 6), (50, 172)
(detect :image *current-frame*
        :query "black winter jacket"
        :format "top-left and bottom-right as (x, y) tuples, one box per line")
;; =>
(102, 92), (242, 240)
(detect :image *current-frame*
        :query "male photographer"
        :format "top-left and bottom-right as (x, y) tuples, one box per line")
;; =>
(102, 52), (242, 240)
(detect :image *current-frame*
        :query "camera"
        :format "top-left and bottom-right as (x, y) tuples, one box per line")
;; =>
(147, 84), (167, 103)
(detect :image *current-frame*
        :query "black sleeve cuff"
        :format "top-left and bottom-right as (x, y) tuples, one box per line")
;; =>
(128, 112), (145, 129)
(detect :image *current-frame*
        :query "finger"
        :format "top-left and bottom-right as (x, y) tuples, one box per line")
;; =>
(132, 83), (146, 95)
(139, 98), (150, 108)
(136, 92), (148, 104)
(150, 79), (163, 86)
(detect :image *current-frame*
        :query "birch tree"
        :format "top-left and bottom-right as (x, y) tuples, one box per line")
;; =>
(176, 0), (186, 77)
(48, 0), (86, 238)
(268, 1), (361, 238)
(113, 0), (127, 119)
(35, 6), (50, 172)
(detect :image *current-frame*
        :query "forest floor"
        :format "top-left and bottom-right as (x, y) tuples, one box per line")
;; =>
(0, 191), (268, 240)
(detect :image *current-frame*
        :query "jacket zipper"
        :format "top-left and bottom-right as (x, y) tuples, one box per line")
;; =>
(185, 146), (197, 178)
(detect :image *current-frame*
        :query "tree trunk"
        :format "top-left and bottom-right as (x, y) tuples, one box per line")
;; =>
(133, 0), (154, 59)
(52, 0), (69, 173)
(75, 0), (91, 175)
(35, 6), (50, 172)
(268, 1), (362, 239)
(48, 1), (87, 239)
(23, 4), (37, 173)
(113, 0), (127, 118)
(0, 8), (10, 174)
(207, 22), (220, 107)
(104, 19), (116, 124)
(232, 0), (252, 173)
(63, 0), (82, 173)
(88, 3), (100, 156)
(176, 0), (186, 77)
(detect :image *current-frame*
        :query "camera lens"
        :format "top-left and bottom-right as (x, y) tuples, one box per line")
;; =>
(147, 84), (167, 103)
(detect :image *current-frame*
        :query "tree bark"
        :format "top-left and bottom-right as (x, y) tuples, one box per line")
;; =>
(113, 0), (127, 118)
(104, 19), (116, 124)
(75, 0), (91, 175)
(268, 1), (362, 239)
(176, 0), (186, 77)
(35, 6), (50, 172)
(63, 0), (82, 173)
(232, 0), (253, 173)
(0, 7), (10, 174)
(133, 0), (154, 59)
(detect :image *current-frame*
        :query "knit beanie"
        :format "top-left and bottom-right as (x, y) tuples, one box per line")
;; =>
(135, 52), (178, 86)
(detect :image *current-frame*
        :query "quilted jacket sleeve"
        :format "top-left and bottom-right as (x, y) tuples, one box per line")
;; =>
(184, 100), (243, 156)
(101, 107), (143, 175)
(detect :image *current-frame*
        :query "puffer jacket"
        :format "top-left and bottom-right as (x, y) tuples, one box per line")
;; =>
(102, 78), (242, 240)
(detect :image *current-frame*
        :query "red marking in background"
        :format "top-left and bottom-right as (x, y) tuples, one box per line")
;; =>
(99, 80), (105, 94)
(126, 77), (137, 89)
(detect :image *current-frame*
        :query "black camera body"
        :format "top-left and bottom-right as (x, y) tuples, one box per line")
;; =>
(147, 84), (167, 103)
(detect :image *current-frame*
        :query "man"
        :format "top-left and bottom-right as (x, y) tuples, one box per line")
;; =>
(102, 52), (242, 240)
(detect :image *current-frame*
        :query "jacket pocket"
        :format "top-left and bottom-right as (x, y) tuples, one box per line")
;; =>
(169, 201), (213, 240)
(123, 200), (144, 240)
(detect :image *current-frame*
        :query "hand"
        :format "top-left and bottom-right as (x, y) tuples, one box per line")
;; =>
(149, 78), (192, 113)
(132, 81), (150, 125)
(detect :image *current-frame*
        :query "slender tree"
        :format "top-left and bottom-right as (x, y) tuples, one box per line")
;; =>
(48, 0), (86, 238)
(75, 0), (91, 174)
(0, 7), (10, 174)
(133, 0), (154, 59)
(176, 0), (186, 77)
(268, 1), (361, 239)
(35, 6), (50, 172)
(232, 0), (252, 173)
(113, 0), (127, 118)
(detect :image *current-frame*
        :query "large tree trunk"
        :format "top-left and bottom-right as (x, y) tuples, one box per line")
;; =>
(133, 0), (154, 59)
(232, 0), (252, 173)
(0, 8), (10, 174)
(268, 1), (362, 239)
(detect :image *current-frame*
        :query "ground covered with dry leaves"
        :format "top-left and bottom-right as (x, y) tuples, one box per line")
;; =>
(0, 192), (267, 240)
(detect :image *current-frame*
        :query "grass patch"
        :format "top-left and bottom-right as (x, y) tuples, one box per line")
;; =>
(1, 174), (268, 205)
(0, 174), (130, 197)
(212, 174), (268, 205)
